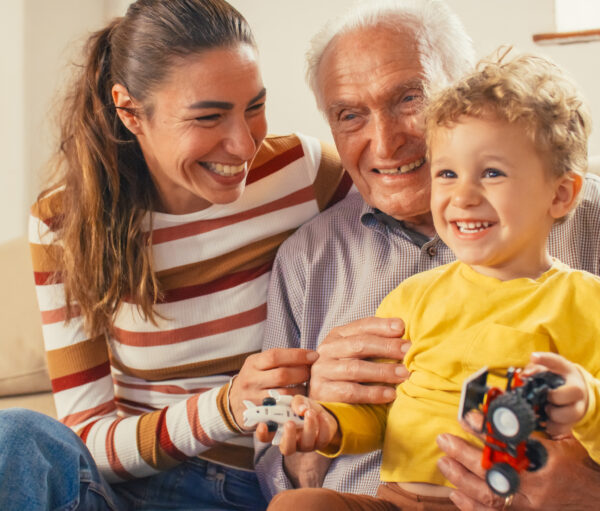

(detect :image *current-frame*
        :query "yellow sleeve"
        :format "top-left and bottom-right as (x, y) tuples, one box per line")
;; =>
(573, 365), (600, 464)
(317, 402), (388, 457)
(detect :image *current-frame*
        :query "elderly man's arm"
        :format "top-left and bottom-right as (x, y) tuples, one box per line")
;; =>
(437, 432), (600, 511)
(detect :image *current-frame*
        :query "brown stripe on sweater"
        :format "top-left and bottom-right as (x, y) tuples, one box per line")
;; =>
(250, 134), (301, 168)
(109, 351), (257, 381)
(313, 141), (346, 211)
(156, 230), (292, 291)
(46, 335), (109, 379)
(29, 242), (62, 273)
(137, 411), (180, 471)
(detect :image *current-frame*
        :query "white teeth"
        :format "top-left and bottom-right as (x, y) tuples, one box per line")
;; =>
(377, 157), (425, 175)
(456, 221), (491, 233)
(203, 162), (247, 176)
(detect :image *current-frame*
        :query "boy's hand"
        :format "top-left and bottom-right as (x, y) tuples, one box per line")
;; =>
(271, 395), (340, 456)
(525, 352), (589, 436)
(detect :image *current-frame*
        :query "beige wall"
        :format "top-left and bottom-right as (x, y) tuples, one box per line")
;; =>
(2, 0), (599, 243)
(230, 0), (600, 151)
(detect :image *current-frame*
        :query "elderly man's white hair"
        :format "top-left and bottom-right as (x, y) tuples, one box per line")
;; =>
(306, 0), (475, 111)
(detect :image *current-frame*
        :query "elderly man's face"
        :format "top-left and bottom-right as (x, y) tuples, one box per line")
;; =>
(318, 25), (433, 233)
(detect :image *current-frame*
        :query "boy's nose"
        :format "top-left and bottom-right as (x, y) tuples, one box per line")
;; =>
(451, 180), (481, 208)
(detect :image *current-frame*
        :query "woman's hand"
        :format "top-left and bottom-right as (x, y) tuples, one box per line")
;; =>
(309, 317), (410, 403)
(437, 430), (600, 510)
(229, 348), (318, 431)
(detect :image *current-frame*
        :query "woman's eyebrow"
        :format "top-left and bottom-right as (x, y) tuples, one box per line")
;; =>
(186, 88), (267, 111)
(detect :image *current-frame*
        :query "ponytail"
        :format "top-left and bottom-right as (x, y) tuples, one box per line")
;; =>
(43, 20), (160, 338)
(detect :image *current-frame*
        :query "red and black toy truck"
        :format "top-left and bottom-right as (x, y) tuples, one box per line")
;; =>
(458, 366), (565, 497)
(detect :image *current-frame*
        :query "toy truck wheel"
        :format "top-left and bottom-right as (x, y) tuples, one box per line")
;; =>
(486, 463), (520, 497)
(262, 397), (276, 406)
(488, 393), (536, 443)
(526, 439), (547, 472)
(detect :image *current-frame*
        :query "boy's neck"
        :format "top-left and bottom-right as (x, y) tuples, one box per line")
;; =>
(468, 252), (554, 281)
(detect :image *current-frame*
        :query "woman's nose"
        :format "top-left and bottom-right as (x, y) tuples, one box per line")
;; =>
(224, 118), (258, 161)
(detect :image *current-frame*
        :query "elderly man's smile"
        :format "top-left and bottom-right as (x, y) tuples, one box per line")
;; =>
(373, 157), (426, 175)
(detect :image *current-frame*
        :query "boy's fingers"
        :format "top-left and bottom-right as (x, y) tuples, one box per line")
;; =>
(548, 385), (586, 407)
(278, 421), (300, 456)
(255, 423), (275, 443)
(529, 351), (570, 374)
(299, 410), (318, 451)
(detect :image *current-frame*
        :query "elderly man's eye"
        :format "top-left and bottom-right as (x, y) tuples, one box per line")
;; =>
(398, 89), (424, 111)
(339, 111), (358, 122)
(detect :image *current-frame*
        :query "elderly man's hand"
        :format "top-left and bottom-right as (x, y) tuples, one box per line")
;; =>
(309, 317), (410, 403)
(436, 431), (600, 510)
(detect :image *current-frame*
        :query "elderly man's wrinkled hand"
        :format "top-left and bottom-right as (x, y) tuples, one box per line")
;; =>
(436, 430), (600, 510)
(309, 317), (410, 403)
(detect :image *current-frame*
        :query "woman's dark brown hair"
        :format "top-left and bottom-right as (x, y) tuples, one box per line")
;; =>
(41, 0), (255, 337)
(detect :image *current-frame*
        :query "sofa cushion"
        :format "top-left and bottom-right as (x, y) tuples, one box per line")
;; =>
(0, 237), (51, 396)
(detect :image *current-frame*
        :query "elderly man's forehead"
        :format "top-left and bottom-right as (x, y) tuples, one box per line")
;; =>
(317, 25), (425, 101)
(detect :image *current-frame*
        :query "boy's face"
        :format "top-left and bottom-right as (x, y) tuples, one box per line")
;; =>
(429, 115), (569, 280)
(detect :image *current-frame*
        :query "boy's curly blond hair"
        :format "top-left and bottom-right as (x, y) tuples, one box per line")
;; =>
(425, 48), (591, 178)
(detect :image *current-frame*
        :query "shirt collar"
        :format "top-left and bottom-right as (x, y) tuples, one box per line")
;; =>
(360, 203), (435, 248)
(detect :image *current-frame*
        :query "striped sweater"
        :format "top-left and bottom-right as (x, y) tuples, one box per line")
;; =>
(29, 133), (350, 482)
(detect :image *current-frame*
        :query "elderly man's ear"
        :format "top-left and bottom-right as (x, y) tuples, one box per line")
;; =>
(550, 172), (583, 219)
(112, 83), (143, 136)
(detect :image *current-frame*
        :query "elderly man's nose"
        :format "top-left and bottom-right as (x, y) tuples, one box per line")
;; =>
(372, 115), (407, 159)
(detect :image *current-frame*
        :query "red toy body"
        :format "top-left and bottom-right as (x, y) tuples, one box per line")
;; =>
(459, 367), (564, 497)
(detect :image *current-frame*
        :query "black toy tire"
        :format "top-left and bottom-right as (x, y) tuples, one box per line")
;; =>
(262, 397), (276, 406)
(486, 463), (520, 497)
(526, 439), (548, 472)
(488, 393), (536, 444)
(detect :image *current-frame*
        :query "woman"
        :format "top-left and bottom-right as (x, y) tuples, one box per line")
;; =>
(0, 0), (349, 509)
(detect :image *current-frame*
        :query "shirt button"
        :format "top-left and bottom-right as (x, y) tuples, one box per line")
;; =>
(427, 246), (437, 257)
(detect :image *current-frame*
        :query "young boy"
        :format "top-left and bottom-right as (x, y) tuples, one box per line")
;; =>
(265, 52), (600, 511)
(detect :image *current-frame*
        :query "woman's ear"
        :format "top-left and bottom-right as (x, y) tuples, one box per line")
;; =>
(550, 172), (583, 219)
(112, 84), (143, 135)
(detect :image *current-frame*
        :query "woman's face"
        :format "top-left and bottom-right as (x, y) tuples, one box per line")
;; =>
(134, 44), (267, 214)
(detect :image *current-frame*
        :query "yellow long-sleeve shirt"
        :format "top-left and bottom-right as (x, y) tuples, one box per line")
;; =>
(322, 260), (600, 487)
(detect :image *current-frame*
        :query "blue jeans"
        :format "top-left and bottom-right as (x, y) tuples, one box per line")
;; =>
(0, 408), (268, 510)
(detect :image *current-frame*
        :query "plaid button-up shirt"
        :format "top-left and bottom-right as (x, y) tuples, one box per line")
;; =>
(256, 174), (600, 498)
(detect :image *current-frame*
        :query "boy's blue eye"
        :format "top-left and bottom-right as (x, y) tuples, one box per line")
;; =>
(437, 169), (456, 178)
(483, 168), (505, 178)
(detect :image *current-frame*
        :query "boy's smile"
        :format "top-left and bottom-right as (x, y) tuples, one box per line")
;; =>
(429, 114), (574, 281)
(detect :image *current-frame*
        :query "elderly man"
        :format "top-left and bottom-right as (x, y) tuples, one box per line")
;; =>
(255, 0), (600, 509)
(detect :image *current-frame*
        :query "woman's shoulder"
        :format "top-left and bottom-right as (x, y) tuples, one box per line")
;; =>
(30, 185), (65, 226)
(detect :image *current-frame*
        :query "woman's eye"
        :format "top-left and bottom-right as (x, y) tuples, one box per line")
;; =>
(195, 114), (220, 122)
(247, 102), (265, 113)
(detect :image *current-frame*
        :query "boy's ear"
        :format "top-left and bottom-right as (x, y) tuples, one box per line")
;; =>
(112, 84), (143, 136)
(549, 172), (583, 219)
